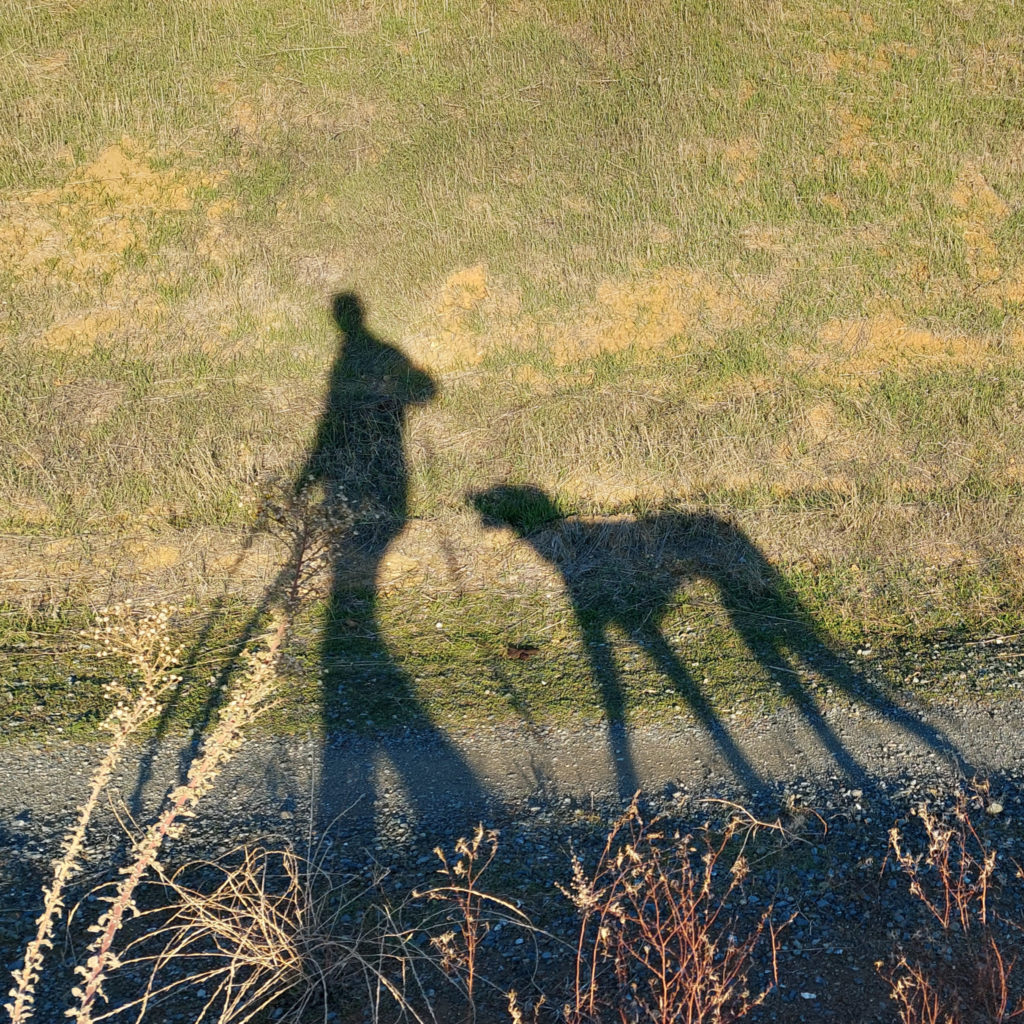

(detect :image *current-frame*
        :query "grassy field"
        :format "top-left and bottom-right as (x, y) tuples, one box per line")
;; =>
(2, 0), (1024, 736)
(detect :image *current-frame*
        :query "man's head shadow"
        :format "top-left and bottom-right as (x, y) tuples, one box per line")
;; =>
(321, 291), (436, 407)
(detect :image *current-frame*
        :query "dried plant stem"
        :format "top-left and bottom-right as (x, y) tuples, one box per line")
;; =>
(426, 825), (499, 1015)
(7, 729), (136, 1024)
(10, 484), (338, 1023)
(884, 783), (1024, 1024)
(6, 605), (181, 1024)
(562, 799), (784, 1024)
(69, 615), (288, 1024)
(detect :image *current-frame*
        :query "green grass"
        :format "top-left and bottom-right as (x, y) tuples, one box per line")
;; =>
(1, 0), (1024, 736)
(2, 569), (1022, 746)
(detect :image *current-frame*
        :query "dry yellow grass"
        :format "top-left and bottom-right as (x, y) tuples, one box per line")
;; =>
(1, 0), (1023, 648)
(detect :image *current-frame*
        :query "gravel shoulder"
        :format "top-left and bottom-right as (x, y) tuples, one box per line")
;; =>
(2, 683), (1022, 832)
(3, 642), (1024, 1023)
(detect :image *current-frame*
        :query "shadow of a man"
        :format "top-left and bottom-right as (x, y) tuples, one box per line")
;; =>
(300, 294), (483, 820)
(299, 294), (435, 554)
(471, 484), (964, 800)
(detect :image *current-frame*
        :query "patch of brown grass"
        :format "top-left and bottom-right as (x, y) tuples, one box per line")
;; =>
(982, 266), (1024, 308)
(36, 309), (126, 354)
(953, 36), (1024, 95)
(218, 78), (387, 157)
(720, 136), (761, 184)
(550, 269), (754, 363)
(739, 223), (805, 259)
(822, 106), (881, 177)
(800, 313), (1015, 379)
(403, 265), (768, 370)
(0, 139), (227, 354)
(0, 140), (196, 280)
(808, 48), (891, 81)
(949, 165), (1023, 299)
(0, 529), (286, 611)
(405, 264), (522, 370)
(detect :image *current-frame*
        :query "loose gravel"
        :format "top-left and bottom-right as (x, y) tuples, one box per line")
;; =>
(3, 637), (1024, 1022)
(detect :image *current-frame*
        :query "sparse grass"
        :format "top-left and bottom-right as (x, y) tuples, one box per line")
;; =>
(3, 582), (1023, 745)
(2, 0), (1024, 731)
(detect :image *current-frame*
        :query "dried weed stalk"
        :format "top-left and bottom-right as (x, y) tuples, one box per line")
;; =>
(100, 845), (311, 1024)
(118, 845), (346, 1024)
(84, 838), (448, 1024)
(6, 480), (350, 1023)
(5, 604), (182, 1024)
(417, 826), (533, 1021)
(506, 989), (546, 1024)
(62, 481), (353, 1022)
(889, 785), (997, 933)
(561, 799), (785, 1024)
(68, 616), (287, 1024)
(255, 477), (351, 608)
(885, 783), (1024, 1024)
(889, 959), (955, 1024)
(425, 826), (498, 1011)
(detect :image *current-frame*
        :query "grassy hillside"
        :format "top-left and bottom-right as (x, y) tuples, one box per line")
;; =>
(2, 0), (1024, 734)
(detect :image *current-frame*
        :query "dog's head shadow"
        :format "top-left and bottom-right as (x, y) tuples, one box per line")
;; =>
(471, 484), (563, 534)
(468, 483), (778, 609)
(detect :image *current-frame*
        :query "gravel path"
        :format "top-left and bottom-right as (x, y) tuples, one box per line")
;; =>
(3, 641), (1024, 1022)
(2, 689), (1021, 832)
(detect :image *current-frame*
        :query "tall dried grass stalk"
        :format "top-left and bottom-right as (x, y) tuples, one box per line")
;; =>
(5, 604), (182, 1024)
(888, 787), (997, 934)
(68, 614), (288, 1024)
(889, 959), (955, 1024)
(424, 825), (499, 1014)
(7, 484), (351, 1022)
